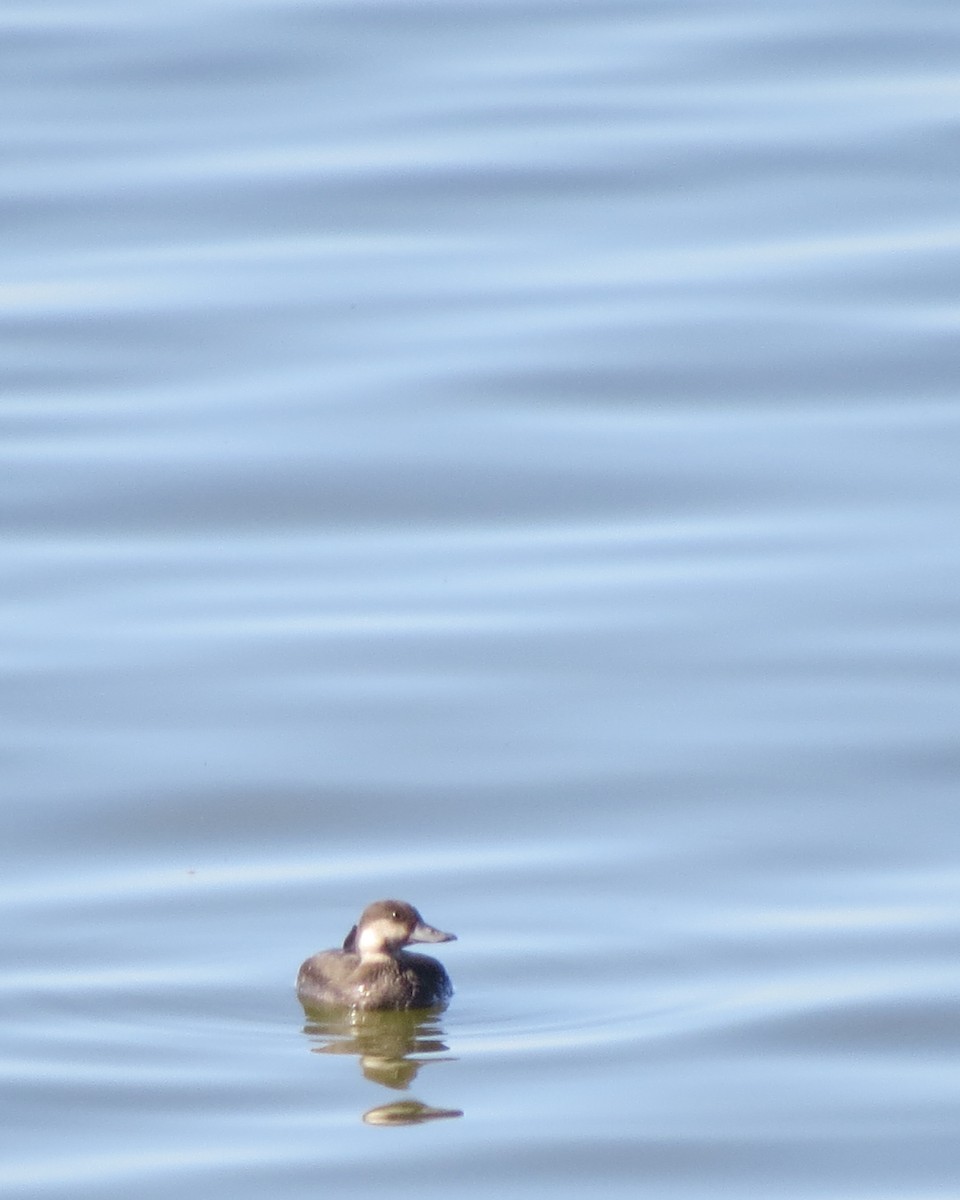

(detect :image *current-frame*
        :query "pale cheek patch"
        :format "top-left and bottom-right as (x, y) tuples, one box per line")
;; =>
(358, 919), (407, 958)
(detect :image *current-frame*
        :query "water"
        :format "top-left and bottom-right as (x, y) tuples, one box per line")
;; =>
(3, 0), (960, 1196)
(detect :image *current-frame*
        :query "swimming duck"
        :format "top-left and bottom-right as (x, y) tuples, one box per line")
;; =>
(297, 899), (456, 1011)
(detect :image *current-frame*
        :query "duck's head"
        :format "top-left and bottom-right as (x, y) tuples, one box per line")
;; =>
(343, 899), (456, 960)
(340, 897), (453, 960)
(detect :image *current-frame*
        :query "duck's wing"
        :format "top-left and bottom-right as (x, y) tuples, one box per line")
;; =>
(341, 924), (359, 952)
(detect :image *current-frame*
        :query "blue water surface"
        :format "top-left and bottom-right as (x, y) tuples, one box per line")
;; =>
(3, 1), (960, 1196)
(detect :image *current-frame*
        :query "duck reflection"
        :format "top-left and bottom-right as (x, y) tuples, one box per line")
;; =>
(301, 1005), (463, 1124)
(362, 1099), (462, 1126)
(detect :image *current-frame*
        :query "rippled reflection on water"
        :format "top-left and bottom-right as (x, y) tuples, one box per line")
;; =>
(302, 1006), (462, 1123)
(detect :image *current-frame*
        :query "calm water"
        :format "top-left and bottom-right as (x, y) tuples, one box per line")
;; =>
(4, 0), (960, 1196)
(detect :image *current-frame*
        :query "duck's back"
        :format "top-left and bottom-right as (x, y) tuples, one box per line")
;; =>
(297, 949), (452, 1011)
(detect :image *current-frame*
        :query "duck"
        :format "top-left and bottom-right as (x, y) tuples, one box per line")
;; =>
(297, 899), (456, 1011)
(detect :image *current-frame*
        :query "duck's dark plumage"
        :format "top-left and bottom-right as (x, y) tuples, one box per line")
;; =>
(297, 899), (455, 1011)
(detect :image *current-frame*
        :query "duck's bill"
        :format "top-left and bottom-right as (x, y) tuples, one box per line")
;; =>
(410, 921), (457, 944)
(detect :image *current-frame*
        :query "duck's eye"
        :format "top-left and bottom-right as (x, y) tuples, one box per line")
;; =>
(390, 910), (399, 919)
